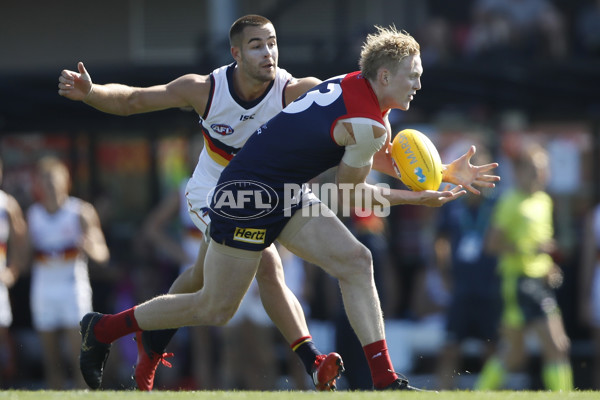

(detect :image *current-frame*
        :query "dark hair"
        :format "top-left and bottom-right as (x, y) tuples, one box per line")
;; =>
(229, 14), (273, 47)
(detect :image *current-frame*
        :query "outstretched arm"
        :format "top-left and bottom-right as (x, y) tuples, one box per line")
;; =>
(58, 61), (209, 116)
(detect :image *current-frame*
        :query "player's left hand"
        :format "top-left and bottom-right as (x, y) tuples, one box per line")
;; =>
(443, 145), (500, 195)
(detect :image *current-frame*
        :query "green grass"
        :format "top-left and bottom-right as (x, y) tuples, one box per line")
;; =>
(0, 391), (598, 400)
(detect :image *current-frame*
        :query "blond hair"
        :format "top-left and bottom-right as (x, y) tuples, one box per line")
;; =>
(359, 26), (420, 80)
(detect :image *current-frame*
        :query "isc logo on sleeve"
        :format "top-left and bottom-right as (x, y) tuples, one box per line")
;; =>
(233, 227), (266, 244)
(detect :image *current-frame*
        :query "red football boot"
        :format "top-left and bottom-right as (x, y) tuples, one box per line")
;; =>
(133, 331), (174, 391)
(312, 352), (345, 391)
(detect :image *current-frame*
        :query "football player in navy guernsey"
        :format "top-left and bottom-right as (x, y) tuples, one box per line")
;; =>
(60, 15), (344, 391)
(72, 25), (500, 390)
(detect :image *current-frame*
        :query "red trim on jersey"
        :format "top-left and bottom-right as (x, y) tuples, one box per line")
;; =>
(341, 72), (385, 122)
(329, 72), (387, 144)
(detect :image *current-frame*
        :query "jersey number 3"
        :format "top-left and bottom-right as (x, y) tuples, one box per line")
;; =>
(283, 82), (342, 114)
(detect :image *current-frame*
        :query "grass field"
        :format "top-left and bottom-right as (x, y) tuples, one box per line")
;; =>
(0, 391), (598, 400)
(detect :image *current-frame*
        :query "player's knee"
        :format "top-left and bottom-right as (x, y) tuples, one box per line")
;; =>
(209, 307), (237, 326)
(338, 244), (373, 281)
(190, 293), (239, 326)
(195, 305), (236, 326)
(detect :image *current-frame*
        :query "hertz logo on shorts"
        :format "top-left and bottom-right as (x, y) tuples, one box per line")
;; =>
(233, 227), (266, 244)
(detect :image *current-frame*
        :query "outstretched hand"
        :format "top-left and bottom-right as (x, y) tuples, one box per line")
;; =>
(443, 145), (500, 195)
(58, 61), (92, 101)
(416, 184), (467, 207)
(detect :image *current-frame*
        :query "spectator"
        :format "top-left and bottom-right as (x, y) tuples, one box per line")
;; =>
(466, 0), (567, 59)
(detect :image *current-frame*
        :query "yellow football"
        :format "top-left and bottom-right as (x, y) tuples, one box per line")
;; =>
(391, 129), (443, 191)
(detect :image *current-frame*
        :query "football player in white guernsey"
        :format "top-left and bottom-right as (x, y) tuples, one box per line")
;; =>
(0, 158), (27, 387)
(27, 156), (109, 389)
(59, 15), (342, 390)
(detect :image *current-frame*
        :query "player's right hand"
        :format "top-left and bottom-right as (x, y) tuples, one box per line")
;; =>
(417, 184), (466, 207)
(58, 61), (93, 101)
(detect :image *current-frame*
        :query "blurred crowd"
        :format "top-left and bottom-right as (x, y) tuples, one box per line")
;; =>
(417, 0), (600, 65)
(0, 0), (599, 392)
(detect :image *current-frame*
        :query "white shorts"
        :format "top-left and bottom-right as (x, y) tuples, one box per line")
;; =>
(0, 283), (12, 327)
(185, 178), (214, 238)
(30, 261), (92, 331)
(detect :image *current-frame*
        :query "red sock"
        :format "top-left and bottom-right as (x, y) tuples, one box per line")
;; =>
(363, 339), (398, 389)
(93, 307), (140, 344)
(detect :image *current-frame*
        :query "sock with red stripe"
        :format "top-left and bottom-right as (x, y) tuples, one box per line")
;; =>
(363, 339), (398, 389)
(291, 335), (321, 375)
(94, 308), (140, 344)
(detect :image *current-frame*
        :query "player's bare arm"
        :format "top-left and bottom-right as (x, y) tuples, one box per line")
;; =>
(79, 201), (110, 265)
(59, 62), (212, 116)
(334, 119), (464, 208)
(284, 76), (322, 106)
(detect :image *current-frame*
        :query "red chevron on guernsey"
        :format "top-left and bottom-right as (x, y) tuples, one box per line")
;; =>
(202, 130), (237, 166)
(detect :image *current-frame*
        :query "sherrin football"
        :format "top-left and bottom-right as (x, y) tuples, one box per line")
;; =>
(391, 129), (443, 191)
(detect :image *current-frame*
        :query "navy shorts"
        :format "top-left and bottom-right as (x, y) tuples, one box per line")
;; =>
(209, 183), (319, 251)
